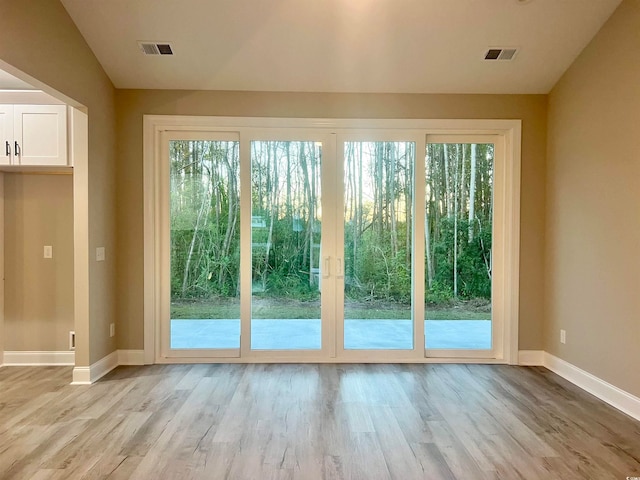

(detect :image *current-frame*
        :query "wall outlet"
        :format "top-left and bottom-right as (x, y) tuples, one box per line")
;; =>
(44, 245), (53, 258)
(69, 331), (76, 350)
(96, 247), (106, 262)
(110, 323), (115, 337)
(560, 329), (566, 344)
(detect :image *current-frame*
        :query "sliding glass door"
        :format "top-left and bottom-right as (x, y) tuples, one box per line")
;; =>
(339, 137), (416, 356)
(155, 124), (514, 362)
(424, 136), (503, 358)
(249, 139), (325, 352)
(164, 132), (241, 357)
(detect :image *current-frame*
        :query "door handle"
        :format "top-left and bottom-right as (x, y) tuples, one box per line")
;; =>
(336, 257), (344, 279)
(323, 256), (330, 278)
(5, 141), (10, 156)
(14, 141), (20, 156)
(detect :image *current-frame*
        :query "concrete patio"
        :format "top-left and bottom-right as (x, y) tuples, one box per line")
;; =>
(171, 319), (491, 350)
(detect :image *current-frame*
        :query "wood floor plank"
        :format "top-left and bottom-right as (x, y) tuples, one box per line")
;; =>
(0, 363), (639, 479)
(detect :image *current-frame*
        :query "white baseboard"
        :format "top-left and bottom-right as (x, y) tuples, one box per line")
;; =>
(118, 349), (144, 365)
(70, 349), (143, 385)
(71, 350), (119, 385)
(2, 351), (75, 366)
(543, 352), (640, 422)
(71, 366), (90, 384)
(518, 350), (544, 366)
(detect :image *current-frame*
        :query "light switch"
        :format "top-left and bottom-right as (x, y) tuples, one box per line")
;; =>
(96, 247), (105, 262)
(44, 245), (53, 258)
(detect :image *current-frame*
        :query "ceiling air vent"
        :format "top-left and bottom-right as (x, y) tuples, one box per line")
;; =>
(138, 42), (174, 56)
(484, 48), (518, 61)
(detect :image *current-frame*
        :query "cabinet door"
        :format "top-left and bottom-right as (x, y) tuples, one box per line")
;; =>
(0, 105), (13, 165)
(14, 105), (67, 166)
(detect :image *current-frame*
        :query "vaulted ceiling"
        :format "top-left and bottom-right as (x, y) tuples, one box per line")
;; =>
(52, 0), (622, 94)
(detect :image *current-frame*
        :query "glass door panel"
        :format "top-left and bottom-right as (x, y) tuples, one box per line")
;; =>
(342, 141), (415, 350)
(424, 142), (493, 351)
(169, 138), (241, 351)
(250, 140), (323, 350)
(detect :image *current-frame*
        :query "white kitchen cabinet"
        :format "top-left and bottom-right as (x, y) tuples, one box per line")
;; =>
(0, 105), (68, 167)
(0, 105), (13, 165)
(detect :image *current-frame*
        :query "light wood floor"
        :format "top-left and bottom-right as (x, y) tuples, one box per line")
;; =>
(0, 364), (639, 479)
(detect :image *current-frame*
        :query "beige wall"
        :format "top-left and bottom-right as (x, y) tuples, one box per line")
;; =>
(0, 0), (117, 364)
(546, 0), (640, 396)
(3, 174), (74, 351)
(115, 91), (547, 351)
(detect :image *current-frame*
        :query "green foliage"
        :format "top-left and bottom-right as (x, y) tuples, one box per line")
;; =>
(344, 225), (412, 303)
(170, 139), (494, 309)
(428, 217), (492, 301)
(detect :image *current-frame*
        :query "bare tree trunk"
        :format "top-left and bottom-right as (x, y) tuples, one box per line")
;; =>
(468, 143), (477, 242)
(389, 143), (398, 258)
(425, 210), (434, 289)
(425, 146), (435, 289)
(286, 142), (292, 220)
(460, 144), (466, 218)
(405, 143), (411, 271)
(218, 142), (238, 288)
(262, 142), (278, 290)
(297, 143), (314, 284)
(374, 143), (384, 236)
(181, 143), (210, 297)
(309, 143), (317, 287)
(357, 143), (363, 261)
(453, 145), (459, 298)
(443, 144), (451, 217)
(348, 142), (358, 277)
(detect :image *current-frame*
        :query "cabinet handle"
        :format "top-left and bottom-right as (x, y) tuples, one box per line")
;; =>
(14, 141), (20, 156)
(5, 141), (9, 156)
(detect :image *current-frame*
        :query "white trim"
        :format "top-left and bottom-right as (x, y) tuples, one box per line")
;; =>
(71, 350), (143, 384)
(544, 352), (640, 422)
(506, 126), (521, 364)
(2, 350), (75, 366)
(71, 366), (90, 384)
(518, 350), (544, 366)
(144, 116), (521, 364)
(88, 350), (119, 382)
(72, 106), (90, 371)
(142, 115), (521, 132)
(143, 115), (156, 364)
(71, 350), (118, 385)
(118, 349), (145, 365)
(0, 172), (4, 368)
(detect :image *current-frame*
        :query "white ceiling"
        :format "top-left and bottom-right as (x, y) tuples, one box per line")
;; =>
(60, 0), (621, 94)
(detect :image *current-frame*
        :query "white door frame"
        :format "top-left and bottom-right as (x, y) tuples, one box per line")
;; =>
(143, 116), (521, 364)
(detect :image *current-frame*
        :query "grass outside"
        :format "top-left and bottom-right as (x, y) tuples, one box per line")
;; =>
(171, 297), (491, 320)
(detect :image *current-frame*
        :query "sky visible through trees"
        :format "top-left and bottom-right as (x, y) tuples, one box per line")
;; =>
(170, 139), (493, 319)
